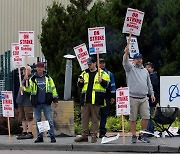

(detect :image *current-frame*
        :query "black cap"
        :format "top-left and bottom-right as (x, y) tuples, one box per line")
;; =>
(99, 58), (105, 62)
(87, 57), (96, 64)
(145, 62), (154, 68)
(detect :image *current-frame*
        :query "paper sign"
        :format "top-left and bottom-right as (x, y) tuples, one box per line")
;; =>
(126, 36), (139, 58)
(101, 133), (119, 144)
(88, 27), (106, 55)
(37, 121), (50, 133)
(19, 31), (34, 57)
(160, 76), (180, 108)
(122, 8), (145, 36)
(74, 43), (89, 70)
(116, 87), (130, 116)
(1, 91), (14, 117)
(11, 43), (25, 68)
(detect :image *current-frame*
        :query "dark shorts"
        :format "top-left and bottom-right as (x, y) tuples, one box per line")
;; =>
(18, 106), (33, 121)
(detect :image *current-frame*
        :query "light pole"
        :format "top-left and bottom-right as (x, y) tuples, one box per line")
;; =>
(63, 54), (76, 100)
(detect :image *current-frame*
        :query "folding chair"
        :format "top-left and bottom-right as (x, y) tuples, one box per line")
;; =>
(153, 107), (179, 137)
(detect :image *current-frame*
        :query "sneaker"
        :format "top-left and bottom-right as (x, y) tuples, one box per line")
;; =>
(138, 134), (150, 143)
(131, 135), (137, 143)
(99, 134), (106, 138)
(50, 136), (56, 143)
(74, 135), (88, 142)
(91, 135), (97, 143)
(17, 133), (26, 140)
(34, 137), (44, 143)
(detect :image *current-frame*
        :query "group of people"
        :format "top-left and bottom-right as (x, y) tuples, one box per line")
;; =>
(74, 46), (159, 143)
(16, 62), (58, 143)
(16, 46), (159, 144)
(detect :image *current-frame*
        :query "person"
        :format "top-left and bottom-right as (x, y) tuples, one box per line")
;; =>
(99, 58), (116, 138)
(16, 66), (34, 140)
(145, 62), (159, 134)
(23, 62), (58, 143)
(74, 57), (110, 143)
(122, 47), (155, 144)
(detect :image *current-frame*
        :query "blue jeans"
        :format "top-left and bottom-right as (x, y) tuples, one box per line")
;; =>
(147, 107), (154, 133)
(34, 104), (55, 138)
(99, 99), (110, 135)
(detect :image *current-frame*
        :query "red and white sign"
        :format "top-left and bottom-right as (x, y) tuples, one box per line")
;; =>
(11, 43), (25, 68)
(88, 27), (106, 55)
(74, 43), (89, 71)
(19, 31), (34, 57)
(126, 36), (139, 58)
(122, 8), (145, 36)
(1, 91), (14, 117)
(116, 87), (130, 116)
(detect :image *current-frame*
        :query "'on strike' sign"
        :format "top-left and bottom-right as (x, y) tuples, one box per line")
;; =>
(19, 31), (34, 57)
(88, 27), (106, 55)
(116, 87), (130, 116)
(11, 43), (25, 68)
(122, 8), (144, 36)
(1, 91), (14, 117)
(74, 43), (89, 71)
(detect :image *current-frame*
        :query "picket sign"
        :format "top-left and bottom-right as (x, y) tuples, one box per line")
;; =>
(73, 43), (89, 71)
(19, 31), (34, 87)
(126, 36), (139, 58)
(88, 27), (106, 55)
(1, 91), (14, 143)
(116, 87), (130, 144)
(11, 43), (25, 95)
(37, 121), (50, 133)
(122, 8), (145, 36)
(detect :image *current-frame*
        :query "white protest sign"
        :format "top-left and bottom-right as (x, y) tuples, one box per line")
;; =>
(37, 121), (50, 133)
(122, 8), (145, 36)
(160, 76), (180, 108)
(88, 27), (106, 55)
(11, 43), (25, 68)
(74, 43), (89, 71)
(19, 31), (34, 57)
(101, 133), (119, 144)
(116, 87), (130, 116)
(126, 36), (139, 58)
(1, 91), (14, 117)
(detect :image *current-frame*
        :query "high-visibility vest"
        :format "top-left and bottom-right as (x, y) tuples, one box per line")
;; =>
(80, 69), (110, 105)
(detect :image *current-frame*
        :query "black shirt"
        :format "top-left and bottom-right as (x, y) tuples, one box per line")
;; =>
(86, 71), (97, 103)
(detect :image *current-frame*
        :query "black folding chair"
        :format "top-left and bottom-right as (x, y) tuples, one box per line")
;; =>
(153, 107), (179, 137)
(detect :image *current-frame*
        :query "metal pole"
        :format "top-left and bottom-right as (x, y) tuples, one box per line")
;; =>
(64, 59), (72, 100)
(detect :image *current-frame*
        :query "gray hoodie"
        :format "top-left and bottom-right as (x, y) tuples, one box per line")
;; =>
(122, 53), (154, 98)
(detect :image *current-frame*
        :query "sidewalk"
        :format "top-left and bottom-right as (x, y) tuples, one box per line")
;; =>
(0, 134), (180, 153)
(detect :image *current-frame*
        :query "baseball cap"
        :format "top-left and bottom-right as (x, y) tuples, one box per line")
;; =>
(87, 57), (96, 64)
(99, 58), (105, 62)
(36, 62), (44, 67)
(145, 62), (154, 68)
(133, 53), (143, 59)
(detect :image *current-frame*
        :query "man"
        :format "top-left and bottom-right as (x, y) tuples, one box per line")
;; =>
(122, 47), (155, 143)
(23, 62), (58, 143)
(145, 62), (159, 134)
(99, 58), (116, 138)
(74, 57), (110, 143)
(16, 66), (33, 140)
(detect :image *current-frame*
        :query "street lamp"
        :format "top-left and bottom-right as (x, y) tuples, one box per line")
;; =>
(63, 54), (76, 100)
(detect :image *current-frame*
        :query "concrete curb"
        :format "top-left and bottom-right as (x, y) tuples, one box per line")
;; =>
(159, 145), (180, 153)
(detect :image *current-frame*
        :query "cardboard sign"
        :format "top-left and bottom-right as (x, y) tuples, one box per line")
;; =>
(19, 31), (34, 57)
(74, 43), (89, 71)
(116, 87), (130, 115)
(1, 91), (14, 117)
(126, 36), (139, 58)
(11, 43), (25, 68)
(160, 76), (180, 108)
(88, 27), (106, 55)
(37, 121), (50, 133)
(122, 8), (145, 36)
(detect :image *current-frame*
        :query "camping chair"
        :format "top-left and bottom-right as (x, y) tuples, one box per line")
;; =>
(153, 107), (179, 137)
